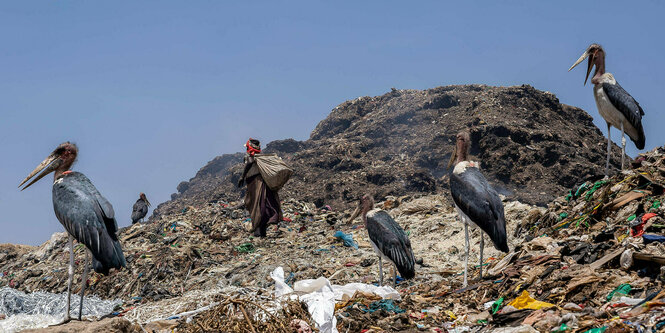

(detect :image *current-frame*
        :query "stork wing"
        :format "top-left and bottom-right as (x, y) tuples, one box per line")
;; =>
(131, 200), (147, 222)
(366, 210), (416, 279)
(602, 82), (645, 149)
(450, 168), (508, 252)
(53, 172), (126, 274)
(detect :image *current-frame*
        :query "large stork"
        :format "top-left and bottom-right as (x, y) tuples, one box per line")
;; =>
(19, 142), (126, 323)
(448, 131), (508, 287)
(348, 194), (415, 286)
(569, 43), (646, 175)
(131, 192), (151, 224)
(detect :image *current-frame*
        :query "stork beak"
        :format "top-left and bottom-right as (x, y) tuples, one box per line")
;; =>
(447, 146), (458, 169)
(568, 50), (594, 85)
(145, 197), (151, 207)
(19, 152), (61, 191)
(347, 201), (362, 223)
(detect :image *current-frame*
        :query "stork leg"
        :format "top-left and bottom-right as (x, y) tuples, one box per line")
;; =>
(463, 223), (469, 288)
(605, 123), (611, 177)
(620, 122), (626, 171)
(378, 256), (384, 286)
(393, 263), (397, 287)
(77, 249), (90, 320)
(58, 234), (74, 325)
(479, 233), (484, 280)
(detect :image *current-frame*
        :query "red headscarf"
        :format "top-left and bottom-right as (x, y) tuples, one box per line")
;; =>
(245, 139), (261, 156)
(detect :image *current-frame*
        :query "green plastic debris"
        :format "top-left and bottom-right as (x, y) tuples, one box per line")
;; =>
(553, 323), (569, 332)
(627, 214), (636, 222)
(651, 200), (661, 211)
(575, 183), (590, 198)
(557, 212), (568, 221)
(584, 180), (607, 201)
(235, 242), (255, 253)
(607, 283), (632, 301)
(491, 297), (504, 314)
(582, 327), (607, 333)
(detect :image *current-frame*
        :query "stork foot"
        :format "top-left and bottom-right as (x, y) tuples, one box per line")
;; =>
(51, 316), (72, 326)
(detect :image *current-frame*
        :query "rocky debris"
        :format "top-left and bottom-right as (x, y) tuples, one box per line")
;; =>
(154, 84), (622, 218)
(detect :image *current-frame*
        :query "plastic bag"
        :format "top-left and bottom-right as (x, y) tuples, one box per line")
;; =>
(507, 290), (555, 310)
(333, 231), (358, 249)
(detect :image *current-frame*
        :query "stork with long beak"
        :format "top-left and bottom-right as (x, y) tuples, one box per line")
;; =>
(448, 131), (508, 287)
(569, 43), (646, 175)
(347, 194), (415, 287)
(131, 192), (151, 224)
(19, 142), (126, 323)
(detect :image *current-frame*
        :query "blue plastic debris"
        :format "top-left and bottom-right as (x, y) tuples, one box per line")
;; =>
(643, 234), (665, 244)
(334, 231), (358, 249)
(361, 299), (405, 314)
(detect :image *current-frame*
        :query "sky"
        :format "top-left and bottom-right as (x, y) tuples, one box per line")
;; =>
(1, 1), (663, 245)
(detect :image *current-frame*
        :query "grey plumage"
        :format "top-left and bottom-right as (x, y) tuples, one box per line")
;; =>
(53, 172), (126, 275)
(131, 198), (149, 224)
(601, 82), (645, 149)
(366, 210), (416, 279)
(450, 167), (508, 253)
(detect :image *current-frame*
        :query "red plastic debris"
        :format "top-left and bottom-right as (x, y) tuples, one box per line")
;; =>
(642, 212), (657, 222)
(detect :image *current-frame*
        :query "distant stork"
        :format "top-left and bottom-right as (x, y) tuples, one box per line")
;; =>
(19, 142), (126, 323)
(569, 43), (646, 175)
(448, 131), (508, 287)
(348, 194), (415, 286)
(131, 192), (151, 224)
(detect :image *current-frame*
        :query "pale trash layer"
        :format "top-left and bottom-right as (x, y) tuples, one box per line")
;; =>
(0, 287), (121, 333)
(271, 266), (400, 333)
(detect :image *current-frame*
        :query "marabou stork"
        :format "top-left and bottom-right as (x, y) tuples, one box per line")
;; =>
(348, 194), (415, 286)
(19, 142), (126, 323)
(131, 193), (151, 224)
(569, 43), (646, 175)
(448, 131), (508, 287)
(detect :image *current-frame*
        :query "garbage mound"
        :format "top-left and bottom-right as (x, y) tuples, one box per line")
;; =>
(1, 189), (534, 332)
(358, 147), (664, 332)
(3, 147), (664, 332)
(155, 84), (621, 218)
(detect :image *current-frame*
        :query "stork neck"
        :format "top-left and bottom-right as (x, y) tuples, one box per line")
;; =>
(54, 160), (74, 180)
(456, 145), (469, 164)
(591, 54), (606, 85)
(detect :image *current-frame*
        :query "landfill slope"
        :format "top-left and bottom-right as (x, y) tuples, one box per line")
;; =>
(154, 84), (622, 218)
(2, 151), (665, 332)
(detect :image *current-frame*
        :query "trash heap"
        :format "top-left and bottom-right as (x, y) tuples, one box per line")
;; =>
(366, 147), (664, 333)
(2, 147), (665, 332)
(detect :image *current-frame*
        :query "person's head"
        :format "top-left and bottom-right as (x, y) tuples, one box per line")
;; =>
(244, 138), (261, 156)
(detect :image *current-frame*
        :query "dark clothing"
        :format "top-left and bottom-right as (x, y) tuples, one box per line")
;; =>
(240, 155), (282, 237)
(242, 155), (260, 180)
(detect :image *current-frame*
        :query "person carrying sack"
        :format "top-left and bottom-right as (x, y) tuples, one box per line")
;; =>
(237, 138), (284, 237)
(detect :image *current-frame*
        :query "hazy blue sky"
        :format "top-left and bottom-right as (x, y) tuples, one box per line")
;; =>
(1, 1), (662, 245)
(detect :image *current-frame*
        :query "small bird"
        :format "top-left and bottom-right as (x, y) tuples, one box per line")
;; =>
(19, 142), (126, 323)
(348, 194), (415, 286)
(131, 192), (151, 224)
(448, 131), (508, 287)
(569, 43), (646, 175)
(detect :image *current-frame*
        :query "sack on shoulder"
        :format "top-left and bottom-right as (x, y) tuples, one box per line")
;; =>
(254, 153), (293, 191)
